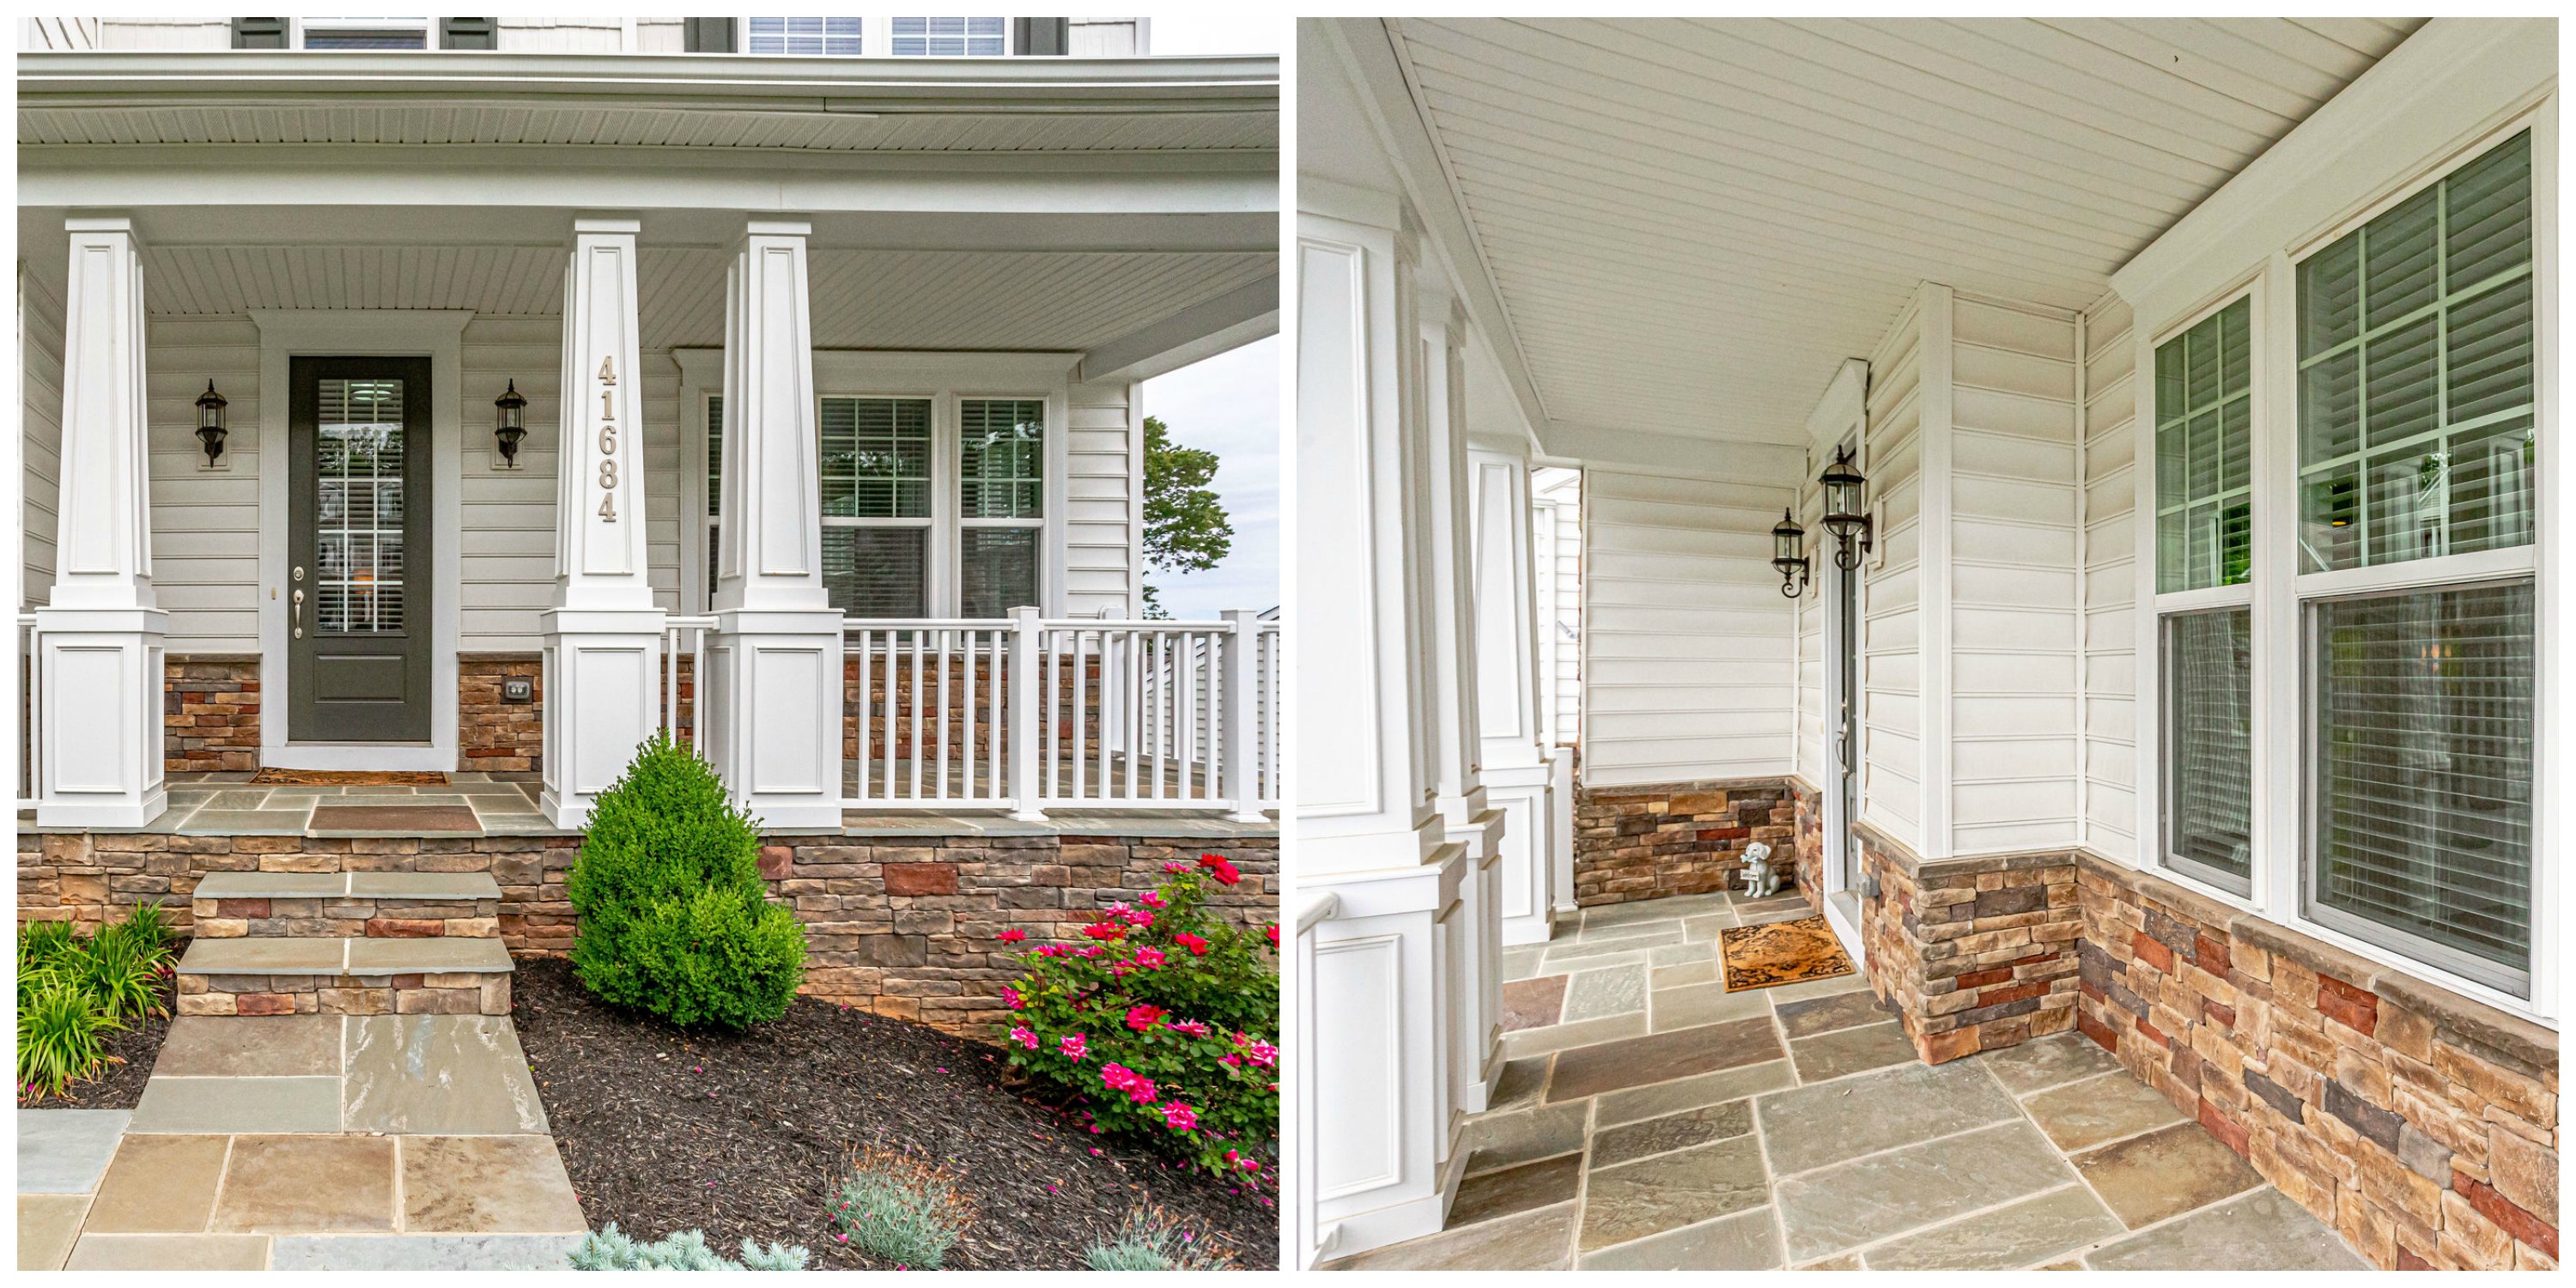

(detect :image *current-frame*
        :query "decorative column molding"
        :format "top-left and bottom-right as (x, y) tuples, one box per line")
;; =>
(1420, 283), (1487, 826)
(703, 215), (843, 829)
(35, 215), (167, 827)
(1470, 440), (1560, 945)
(540, 214), (665, 829)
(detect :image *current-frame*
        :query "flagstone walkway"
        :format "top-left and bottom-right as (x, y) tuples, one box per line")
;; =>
(1322, 890), (2372, 1272)
(19, 1013), (585, 1271)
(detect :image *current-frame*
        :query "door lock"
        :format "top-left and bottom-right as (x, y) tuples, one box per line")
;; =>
(292, 581), (305, 639)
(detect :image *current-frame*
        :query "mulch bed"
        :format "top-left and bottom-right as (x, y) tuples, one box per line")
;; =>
(511, 957), (1279, 1270)
(16, 975), (176, 1110)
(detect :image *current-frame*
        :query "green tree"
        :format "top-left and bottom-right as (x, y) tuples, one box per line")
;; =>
(1141, 415), (1233, 618)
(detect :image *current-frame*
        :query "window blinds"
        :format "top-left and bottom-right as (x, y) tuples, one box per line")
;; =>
(2165, 611), (2252, 894)
(2309, 580), (2535, 989)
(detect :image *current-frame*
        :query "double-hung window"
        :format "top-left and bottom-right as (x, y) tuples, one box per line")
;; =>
(2292, 130), (2537, 995)
(699, 382), (1052, 619)
(2154, 297), (2256, 896)
(740, 15), (1010, 56)
(2151, 126), (2540, 1003)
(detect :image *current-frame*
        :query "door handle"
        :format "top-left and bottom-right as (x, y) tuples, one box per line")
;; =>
(292, 584), (305, 639)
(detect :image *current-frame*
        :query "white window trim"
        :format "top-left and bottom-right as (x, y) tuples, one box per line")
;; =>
(2130, 104), (2556, 1024)
(678, 349), (1072, 619)
(292, 17), (437, 51)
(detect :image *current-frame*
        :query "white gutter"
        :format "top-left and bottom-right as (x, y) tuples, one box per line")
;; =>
(18, 51), (1279, 117)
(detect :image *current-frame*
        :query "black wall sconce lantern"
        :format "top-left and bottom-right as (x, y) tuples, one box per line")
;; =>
(1820, 447), (1874, 570)
(494, 380), (528, 468)
(194, 380), (228, 466)
(1772, 508), (1811, 598)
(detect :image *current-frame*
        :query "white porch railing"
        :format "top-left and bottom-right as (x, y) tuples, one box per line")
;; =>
(848, 607), (1280, 817)
(661, 606), (1280, 818)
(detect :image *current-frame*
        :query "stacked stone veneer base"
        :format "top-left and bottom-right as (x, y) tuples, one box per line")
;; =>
(458, 654), (545, 773)
(1571, 777), (1799, 907)
(2075, 854), (2557, 1271)
(23, 829), (1278, 1040)
(184, 965), (511, 1018)
(190, 872), (501, 939)
(165, 655), (261, 773)
(1854, 823), (2083, 1063)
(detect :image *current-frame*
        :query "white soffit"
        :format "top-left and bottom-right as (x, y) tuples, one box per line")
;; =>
(1386, 17), (2424, 447)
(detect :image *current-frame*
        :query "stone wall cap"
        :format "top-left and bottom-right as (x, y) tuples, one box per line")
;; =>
(1579, 775), (1791, 802)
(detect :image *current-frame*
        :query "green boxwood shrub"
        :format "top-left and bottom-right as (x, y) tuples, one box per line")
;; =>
(567, 732), (805, 1030)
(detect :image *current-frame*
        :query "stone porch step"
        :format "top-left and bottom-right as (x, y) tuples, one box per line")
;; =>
(191, 872), (504, 940)
(175, 936), (513, 1018)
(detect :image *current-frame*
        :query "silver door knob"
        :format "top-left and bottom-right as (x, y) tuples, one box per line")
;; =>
(292, 586), (304, 639)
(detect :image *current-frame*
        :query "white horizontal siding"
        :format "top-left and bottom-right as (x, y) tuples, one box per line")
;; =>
(1947, 294), (2082, 854)
(1070, 18), (1146, 58)
(496, 18), (630, 53)
(96, 17), (226, 49)
(1581, 468), (1795, 787)
(22, 271), (64, 609)
(1065, 379), (1140, 618)
(2081, 292), (2140, 861)
(145, 317), (262, 648)
(1793, 457), (1826, 787)
(1861, 298), (1924, 848)
(1534, 465), (1583, 747)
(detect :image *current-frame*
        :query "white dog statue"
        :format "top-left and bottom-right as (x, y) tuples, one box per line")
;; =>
(1739, 841), (1784, 898)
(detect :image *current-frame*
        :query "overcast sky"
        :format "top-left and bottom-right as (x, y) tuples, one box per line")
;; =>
(1141, 337), (1279, 618)
(1131, 15), (1278, 620)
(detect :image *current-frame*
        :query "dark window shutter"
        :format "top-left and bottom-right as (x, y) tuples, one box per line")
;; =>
(232, 17), (289, 49)
(439, 17), (497, 50)
(1014, 18), (1068, 56)
(683, 17), (737, 53)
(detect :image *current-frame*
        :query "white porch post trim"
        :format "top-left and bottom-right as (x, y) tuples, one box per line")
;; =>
(34, 213), (167, 827)
(1296, 184), (1464, 1260)
(1471, 439), (1561, 951)
(705, 216), (843, 829)
(539, 214), (665, 829)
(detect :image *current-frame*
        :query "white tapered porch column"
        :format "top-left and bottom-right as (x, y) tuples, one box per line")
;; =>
(539, 215), (665, 828)
(1470, 439), (1559, 945)
(34, 215), (167, 827)
(1419, 286), (1504, 1122)
(1297, 190), (1464, 1259)
(703, 216), (843, 829)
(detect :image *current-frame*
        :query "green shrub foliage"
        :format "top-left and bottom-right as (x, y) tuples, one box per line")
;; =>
(566, 1224), (808, 1271)
(568, 732), (805, 1030)
(997, 858), (1279, 1180)
(18, 981), (119, 1101)
(829, 1150), (974, 1270)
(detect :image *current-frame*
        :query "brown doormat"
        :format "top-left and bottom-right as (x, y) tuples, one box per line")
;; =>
(1719, 915), (1856, 992)
(247, 769), (450, 787)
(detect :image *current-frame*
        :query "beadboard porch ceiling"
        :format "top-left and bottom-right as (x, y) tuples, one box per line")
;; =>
(1365, 17), (2427, 447)
(15, 208), (1275, 355)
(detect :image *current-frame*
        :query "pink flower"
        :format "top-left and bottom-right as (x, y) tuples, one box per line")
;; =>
(1163, 860), (1191, 873)
(1219, 1054), (1243, 1067)
(1172, 933), (1210, 956)
(1142, 891), (1167, 908)
(1002, 987), (1022, 1010)
(1081, 922), (1127, 941)
(1126, 1004), (1167, 1032)
(1126, 1078), (1159, 1105)
(1060, 1033), (1089, 1061)
(998, 928), (1028, 944)
(1101, 1062), (1138, 1090)
(1198, 854), (1242, 886)
(1009, 1025), (1038, 1050)
(1244, 1040), (1279, 1068)
(1163, 1103), (1200, 1132)
(1266, 925), (1279, 947)
(1133, 948), (1168, 969)
(1173, 1019), (1211, 1038)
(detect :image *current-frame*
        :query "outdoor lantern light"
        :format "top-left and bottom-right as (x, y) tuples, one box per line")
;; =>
(494, 380), (527, 468)
(1771, 507), (1811, 598)
(194, 380), (228, 466)
(1819, 447), (1874, 570)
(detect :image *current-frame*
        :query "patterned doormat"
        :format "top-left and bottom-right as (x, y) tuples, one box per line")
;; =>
(246, 769), (450, 787)
(1718, 914), (1856, 992)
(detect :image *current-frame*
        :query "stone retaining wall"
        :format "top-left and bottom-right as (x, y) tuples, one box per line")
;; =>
(1571, 777), (1796, 907)
(21, 829), (1278, 1040)
(189, 894), (502, 939)
(1854, 823), (2083, 1063)
(165, 655), (261, 773)
(183, 969), (507, 1018)
(2075, 854), (2556, 1271)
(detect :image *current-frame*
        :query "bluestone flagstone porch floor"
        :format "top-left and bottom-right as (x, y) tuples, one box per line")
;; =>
(1322, 890), (2371, 1272)
(19, 1014), (584, 1271)
(23, 770), (1276, 839)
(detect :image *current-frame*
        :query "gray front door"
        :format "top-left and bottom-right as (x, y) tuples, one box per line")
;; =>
(288, 356), (433, 743)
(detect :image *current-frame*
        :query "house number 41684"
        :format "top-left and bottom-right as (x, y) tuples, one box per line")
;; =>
(596, 355), (619, 522)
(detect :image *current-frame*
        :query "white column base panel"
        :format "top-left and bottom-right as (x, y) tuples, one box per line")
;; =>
(704, 607), (845, 831)
(32, 608), (168, 829)
(1304, 849), (1469, 1260)
(1548, 747), (1579, 918)
(538, 607), (665, 830)
(1485, 763), (1558, 946)
(1447, 811), (1506, 1115)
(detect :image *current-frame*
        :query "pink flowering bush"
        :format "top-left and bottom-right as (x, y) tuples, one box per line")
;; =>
(995, 858), (1277, 1179)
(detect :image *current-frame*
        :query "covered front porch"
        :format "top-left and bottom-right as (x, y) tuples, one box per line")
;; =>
(1297, 16), (2557, 1274)
(15, 48), (1282, 835)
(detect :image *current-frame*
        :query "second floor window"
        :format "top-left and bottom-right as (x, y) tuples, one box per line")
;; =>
(741, 15), (1011, 56)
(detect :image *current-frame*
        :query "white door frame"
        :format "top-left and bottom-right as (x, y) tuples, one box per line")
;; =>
(251, 310), (471, 771)
(1819, 432), (1867, 964)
